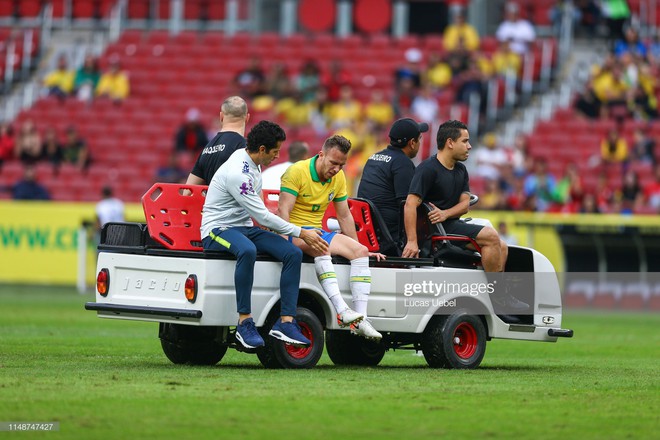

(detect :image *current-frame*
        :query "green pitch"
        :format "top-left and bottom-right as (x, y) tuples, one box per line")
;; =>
(0, 285), (657, 439)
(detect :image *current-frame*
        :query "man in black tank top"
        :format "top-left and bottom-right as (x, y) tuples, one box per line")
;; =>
(186, 96), (250, 185)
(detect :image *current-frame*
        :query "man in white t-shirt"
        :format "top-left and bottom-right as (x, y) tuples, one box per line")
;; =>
(95, 186), (125, 230)
(261, 140), (309, 191)
(496, 2), (536, 55)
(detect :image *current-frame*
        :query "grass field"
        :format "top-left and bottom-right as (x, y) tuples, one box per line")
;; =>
(0, 285), (658, 439)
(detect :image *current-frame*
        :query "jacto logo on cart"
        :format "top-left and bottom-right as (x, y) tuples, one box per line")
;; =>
(122, 277), (181, 292)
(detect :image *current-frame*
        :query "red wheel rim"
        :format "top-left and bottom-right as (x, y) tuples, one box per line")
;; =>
(452, 322), (478, 359)
(285, 321), (313, 359)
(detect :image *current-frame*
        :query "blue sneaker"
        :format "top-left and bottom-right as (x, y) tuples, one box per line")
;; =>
(269, 319), (311, 347)
(236, 318), (265, 349)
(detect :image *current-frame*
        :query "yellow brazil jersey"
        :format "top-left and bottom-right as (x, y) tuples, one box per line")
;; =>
(280, 155), (348, 228)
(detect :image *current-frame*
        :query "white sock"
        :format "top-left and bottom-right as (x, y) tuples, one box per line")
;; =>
(314, 255), (350, 313)
(350, 257), (371, 315)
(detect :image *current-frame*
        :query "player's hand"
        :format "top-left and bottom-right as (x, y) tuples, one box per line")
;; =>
(299, 228), (329, 254)
(369, 252), (386, 261)
(428, 203), (447, 224)
(402, 241), (420, 258)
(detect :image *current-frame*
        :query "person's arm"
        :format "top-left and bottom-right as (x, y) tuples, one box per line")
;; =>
(185, 173), (205, 185)
(334, 199), (358, 241)
(428, 192), (470, 224)
(392, 160), (415, 202)
(276, 189), (328, 253)
(402, 194), (422, 258)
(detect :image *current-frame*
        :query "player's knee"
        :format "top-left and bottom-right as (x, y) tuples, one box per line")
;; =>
(236, 245), (257, 262)
(477, 227), (500, 248)
(355, 243), (369, 259)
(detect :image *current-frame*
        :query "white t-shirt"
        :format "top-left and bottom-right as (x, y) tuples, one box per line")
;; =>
(261, 161), (293, 190)
(96, 198), (125, 227)
(496, 19), (536, 54)
(473, 146), (508, 180)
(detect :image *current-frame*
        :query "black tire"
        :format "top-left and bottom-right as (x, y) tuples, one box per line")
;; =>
(159, 323), (228, 366)
(257, 307), (324, 369)
(325, 330), (386, 366)
(421, 310), (486, 369)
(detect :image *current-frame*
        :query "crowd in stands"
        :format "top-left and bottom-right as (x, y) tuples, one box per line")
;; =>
(43, 54), (130, 104)
(0, 119), (91, 176)
(3, 0), (660, 217)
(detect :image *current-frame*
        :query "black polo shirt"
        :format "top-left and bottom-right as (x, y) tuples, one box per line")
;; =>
(191, 131), (246, 184)
(357, 146), (415, 241)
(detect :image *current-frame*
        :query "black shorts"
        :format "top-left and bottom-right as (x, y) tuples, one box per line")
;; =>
(441, 219), (484, 246)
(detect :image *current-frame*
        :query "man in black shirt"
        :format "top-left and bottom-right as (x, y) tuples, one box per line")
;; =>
(402, 120), (528, 320)
(402, 120), (495, 261)
(186, 96), (250, 185)
(357, 118), (428, 253)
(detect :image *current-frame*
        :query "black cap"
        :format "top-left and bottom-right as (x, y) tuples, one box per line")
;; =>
(389, 118), (429, 148)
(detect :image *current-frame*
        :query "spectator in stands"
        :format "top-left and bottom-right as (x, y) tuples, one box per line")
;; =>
(443, 8), (480, 52)
(497, 221), (518, 246)
(296, 59), (322, 103)
(156, 152), (188, 184)
(364, 89), (394, 132)
(595, 173), (615, 212)
(553, 162), (585, 212)
(600, 0), (631, 43)
(265, 62), (292, 100)
(186, 96), (249, 186)
(309, 87), (333, 136)
(592, 63), (629, 119)
(425, 53), (453, 91)
(62, 126), (91, 172)
(631, 127), (656, 164)
(40, 127), (64, 174)
(42, 55), (74, 100)
(411, 83), (439, 123)
(643, 163), (660, 212)
(455, 57), (488, 110)
(579, 192), (601, 213)
(0, 122), (15, 170)
(274, 92), (312, 128)
(12, 165), (50, 200)
(495, 2), (536, 55)
(175, 108), (209, 155)
(480, 178), (507, 210)
(473, 133), (508, 183)
(614, 26), (647, 60)
(549, 0), (583, 37)
(328, 85), (362, 129)
(322, 60), (351, 102)
(395, 48), (423, 89)
(392, 76), (417, 119)
(357, 118), (428, 252)
(15, 119), (42, 166)
(73, 55), (101, 102)
(445, 37), (472, 76)
(233, 56), (266, 99)
(95, 186), (125, 230)
(523, 157), (557, 212)
(618, 169), (643, 213)
(96, 58), (130, 103)
(574, 0), (601, 37)
(600, 128), (629, 167)
(491, 40), (522, 78)
(262, 141), (309, 191)
(629, 62), (658, 120)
